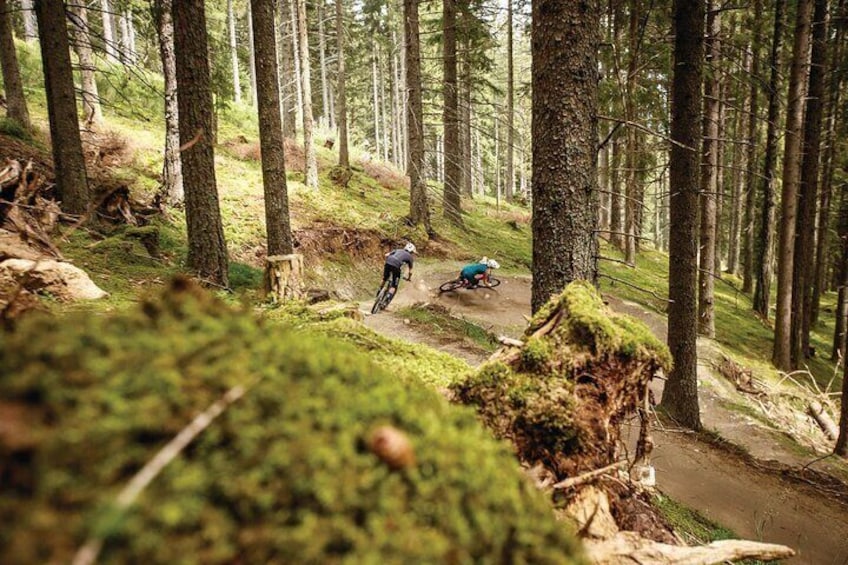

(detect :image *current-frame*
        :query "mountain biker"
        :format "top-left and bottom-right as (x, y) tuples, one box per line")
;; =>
(381, 242), (416, 299)
(459, 257), (500, 289)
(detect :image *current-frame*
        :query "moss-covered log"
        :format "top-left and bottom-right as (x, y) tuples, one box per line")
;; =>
(452, 281), (671, 479)
(0, 278), (583, 564)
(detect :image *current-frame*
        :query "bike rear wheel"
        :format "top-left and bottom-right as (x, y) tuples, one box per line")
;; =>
(371, 286), (388, 314)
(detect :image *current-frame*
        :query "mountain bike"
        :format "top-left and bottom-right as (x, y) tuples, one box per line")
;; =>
(371, 275), (410, 314)
(438, 276), (501, 294)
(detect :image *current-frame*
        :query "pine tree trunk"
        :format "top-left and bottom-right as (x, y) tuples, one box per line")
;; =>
(791, 0), (828, 364)
(289, 0), (304, 133)
(460, 48), (472, 199)
(813, 0), (846, 325)
(100, 0), (118, 62)
(836, 351), (848, 457)
(278, 0), (296, 137)
(610, 133), (623, 249)
(531, 0), (600, 313)
(153, 0), (183, 206)
(833, 193), (848, 361)
(624, 1), (639, 264)
(391, 40), (401, 167)
(371, 43), (380, 156)
(68, 3), (103, 128)
(404, 0), (430, 231)
(317, 0), (330, 130)
(505, 0), (514, 202)
(753, 0), (785, 319)
(742, 6), (761, 293)
(0, 0), (31, 129)
(295, 0), (318, 188)
(127, 9), (136, 59)
(698, 3), (720, 339)
(34, 0), (90, 215)
(247, 2), (257, 104)
(336, 0), (348, 168)
(118, 10), (129, 64)
(662, 0), (704, 431)
(714, 81), (728, 274)
(727, 74), (745, 275)
(380, 54), (389, 163)
(20, 0), (36, 42)
(251, 0), (293, 256)
(172, 0), (229, 287)
(442, 0), (462, 225)
(773, 0), (813, 371)
(228, 0), (241, 104)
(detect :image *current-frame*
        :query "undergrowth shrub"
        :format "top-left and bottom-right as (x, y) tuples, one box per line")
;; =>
(0, 279), (583, 564)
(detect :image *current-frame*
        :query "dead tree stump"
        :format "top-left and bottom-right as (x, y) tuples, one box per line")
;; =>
(264, 254), (304, 302)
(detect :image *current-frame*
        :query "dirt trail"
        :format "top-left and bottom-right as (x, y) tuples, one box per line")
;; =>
(362, 267), (848, 563)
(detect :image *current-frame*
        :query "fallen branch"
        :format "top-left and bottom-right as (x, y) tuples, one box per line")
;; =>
(72, 378), (258, 565)
(552, 460), (628, 491)
(497, 335), (524, 347)
(584, 531), (795, 564)
(807, 401), (839, 441)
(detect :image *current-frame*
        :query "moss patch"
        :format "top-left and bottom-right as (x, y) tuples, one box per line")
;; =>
(1, 280), (582, 564)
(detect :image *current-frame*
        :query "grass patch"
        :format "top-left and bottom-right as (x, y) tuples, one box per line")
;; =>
(263, 302), (471, 389)
(398, 304), (500, 353)
(653, 494), (772, 565)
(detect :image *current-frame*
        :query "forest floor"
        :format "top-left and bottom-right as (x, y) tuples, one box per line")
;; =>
(360, 265), (848, 564)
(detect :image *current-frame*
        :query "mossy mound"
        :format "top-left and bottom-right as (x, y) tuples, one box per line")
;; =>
(0, 279), (582, 564)
(452, 281), (671, 478)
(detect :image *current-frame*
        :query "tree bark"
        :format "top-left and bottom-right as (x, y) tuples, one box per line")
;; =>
(698, 3), (720, 338)
(610, 133), (623, 250)
(118, 9), (129, 64)
(741, 4), (761, 294)
(753, 0), (785, 319)
(0, 0), (31, 129)
(661, 0), (704, 431)
(317, 0), (331, 130)
(68, 3), (103, 128)
(505, 0), (514, 202)
(371, 42), (381, 156)
(624, 0), (640, 265)
(530, 0), (600, 313)
(251, 0), (293, 256)
(153, 0), (183, 206)
(404, 0), (430, 231)
(727, 74), (745, 276)
(460, 40), (473, 199)
(247, 1), (257, 104)
(289, 0), (304, 135)
(836, 352), (848, 457)
(336, 0), (348, 168)
(228, 0), (241, 104)
(100, 0), (118, 62)
(295, 0), (318, 188)
(813, 0), (846, 325)
(34, 0), (90, 215)
(833, 192), (848, 361)
(172, 0), (229, 287)
(20, 0), (36, 42)
(773, 0), (813, 371)
(442, 0), (462, 225)
(278, 0), (296, 137)
(791, 0), (828, 365)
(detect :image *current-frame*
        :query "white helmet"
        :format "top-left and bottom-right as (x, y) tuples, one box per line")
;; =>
(484, 258), (500, 269)
(404, 242), (417, 254)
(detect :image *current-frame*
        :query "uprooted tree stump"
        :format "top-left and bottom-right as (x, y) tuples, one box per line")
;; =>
(452, 281), (671, 480)
(264, 254), (304, 302)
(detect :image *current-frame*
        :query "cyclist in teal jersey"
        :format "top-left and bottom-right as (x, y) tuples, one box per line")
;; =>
(459, 257), (500, 288)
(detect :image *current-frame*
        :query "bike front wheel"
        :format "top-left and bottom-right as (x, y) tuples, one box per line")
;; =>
(487, 277), (501, 288)
(439, 279), (465, 293)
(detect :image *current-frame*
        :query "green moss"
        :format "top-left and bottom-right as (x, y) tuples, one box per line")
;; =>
(530, 281), (672, 369)
(652, 495), (770, 565)
(0, 281), (583, 564)
(398, 304), (499, 353)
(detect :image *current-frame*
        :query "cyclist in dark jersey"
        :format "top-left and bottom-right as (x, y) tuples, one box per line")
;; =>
(459, 257), (500, 288)
(382, 242), (416, 299)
